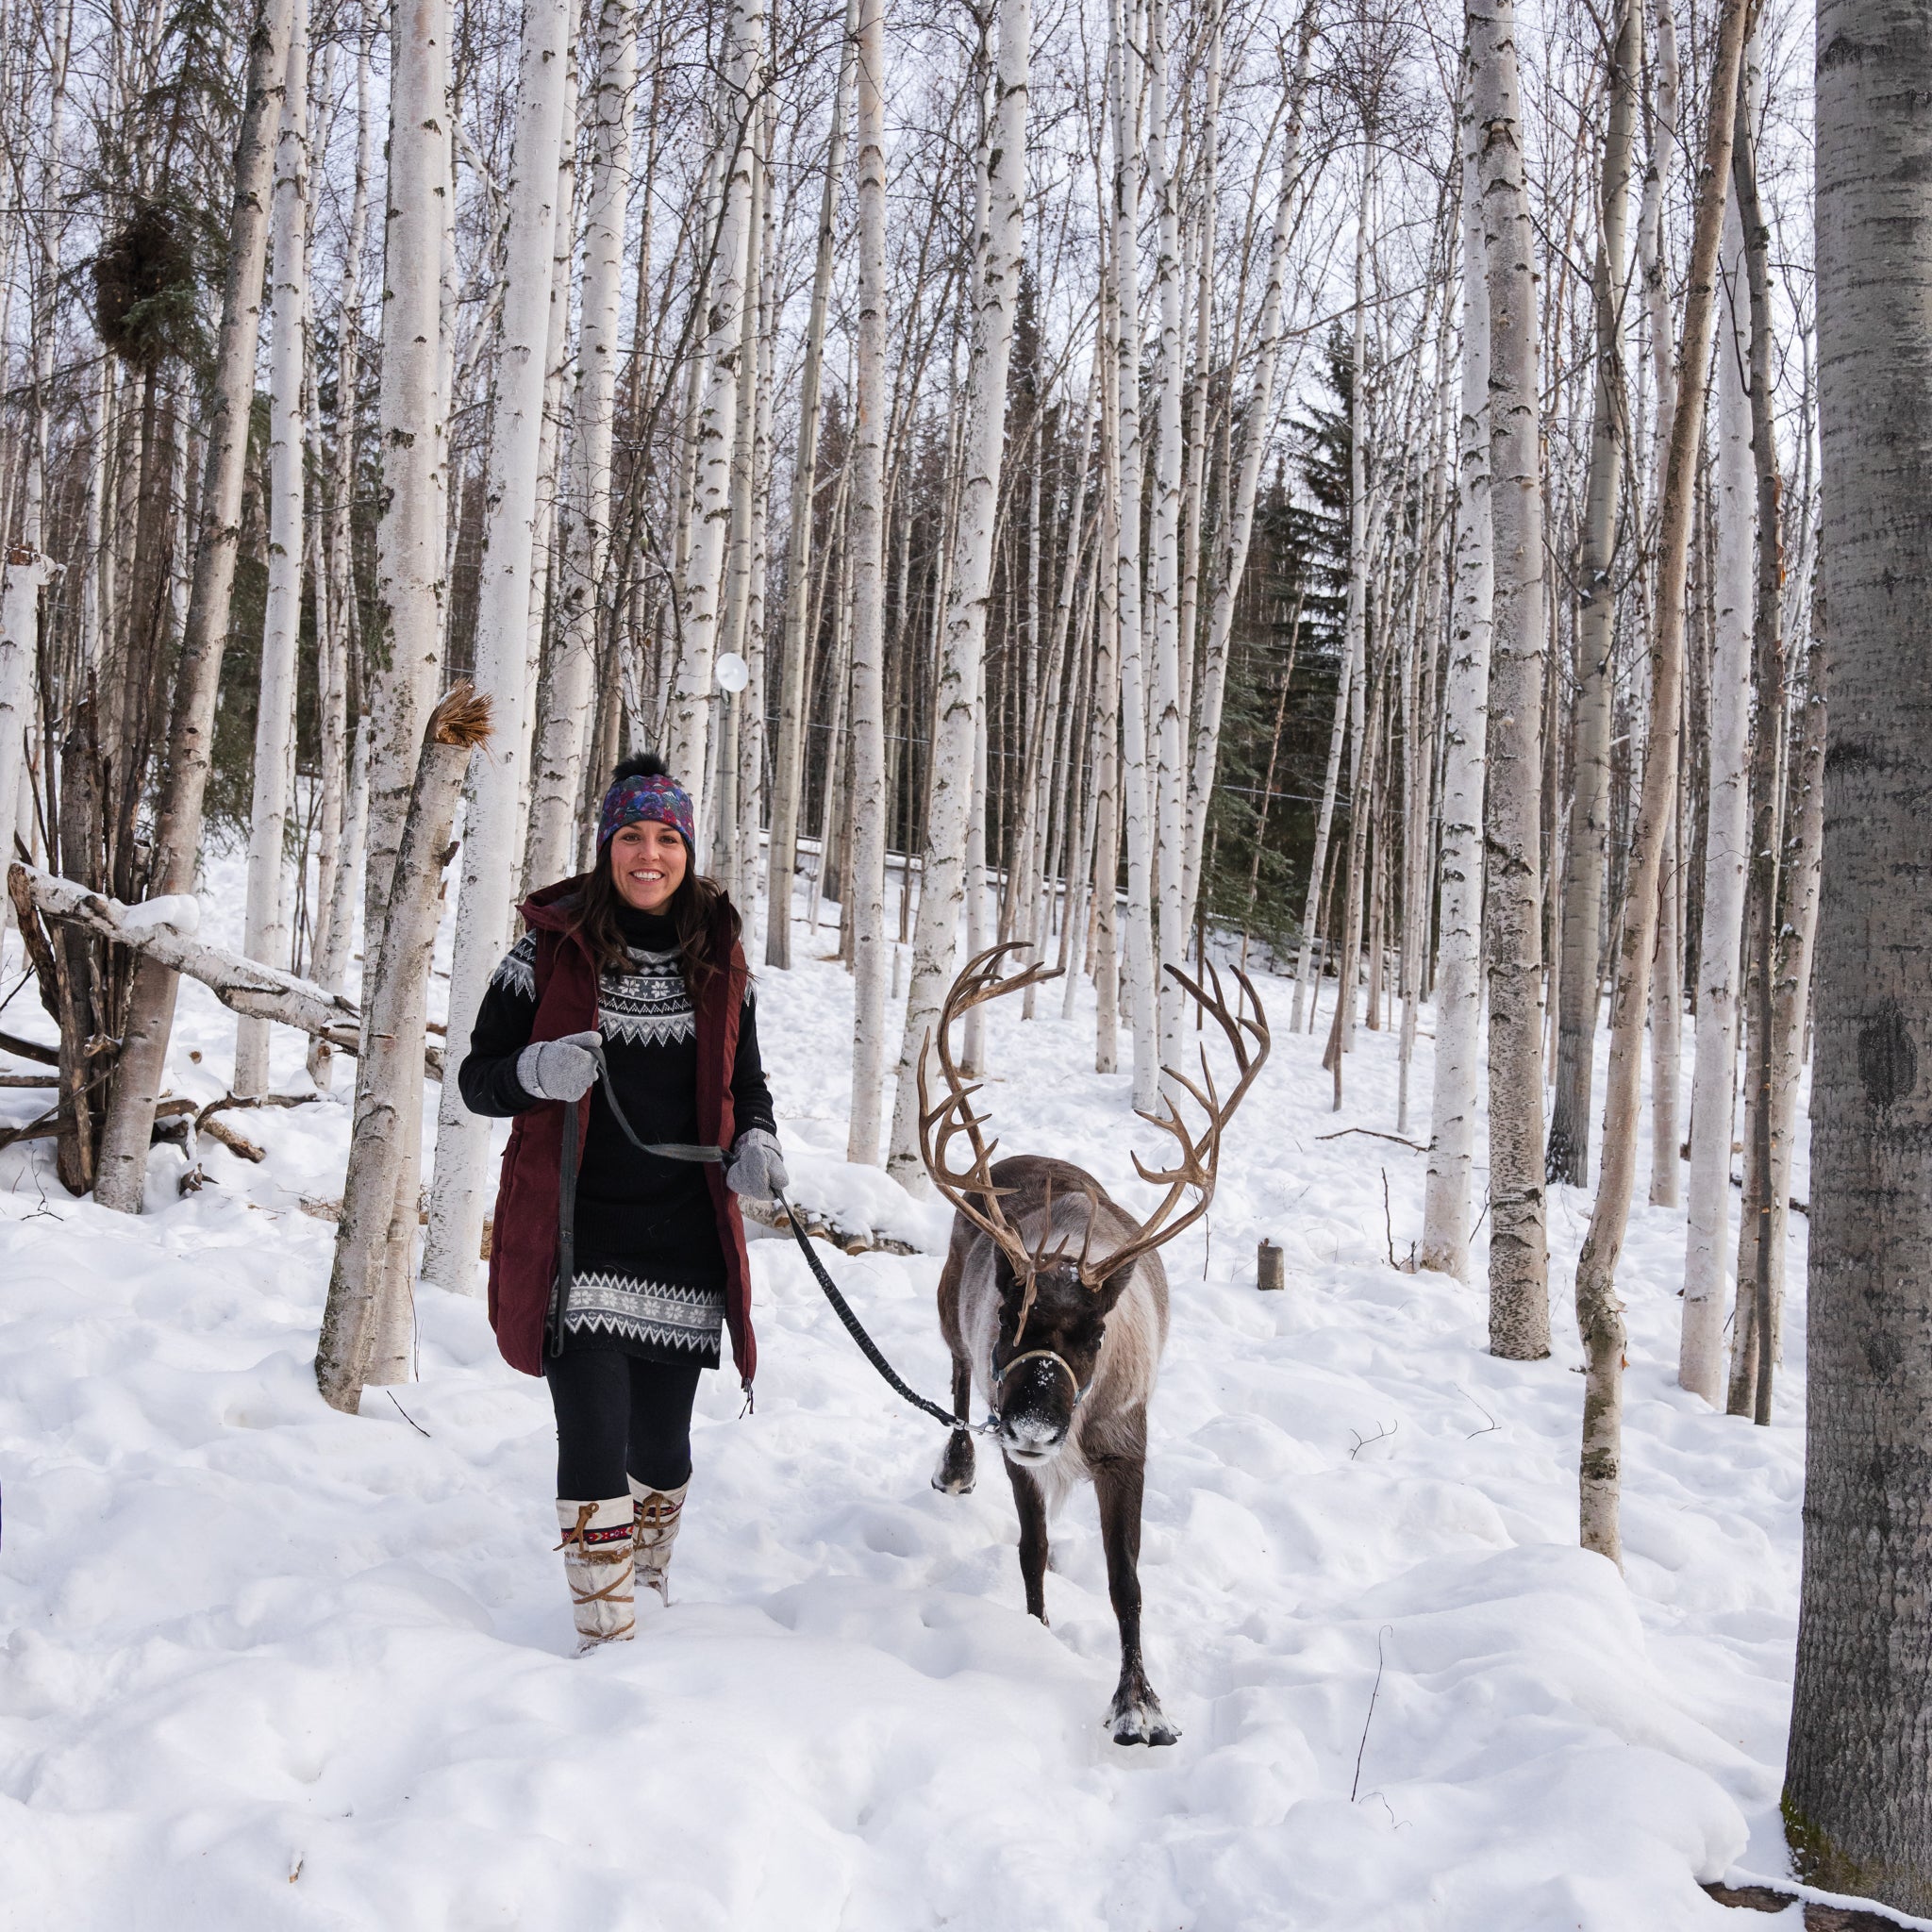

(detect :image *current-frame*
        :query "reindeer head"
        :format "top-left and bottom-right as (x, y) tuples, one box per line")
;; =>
(919, 944), (1271, 1466)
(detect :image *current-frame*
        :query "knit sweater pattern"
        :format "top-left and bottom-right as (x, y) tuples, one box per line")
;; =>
(459, 905), (775, 1367)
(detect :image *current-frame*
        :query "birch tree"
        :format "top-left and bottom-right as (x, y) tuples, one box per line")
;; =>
(766, 0), (858, 969)
(1785, 0), (1932, 1891)
(357, 0), (453, 1381)
(235, 0), (310, 1095)
(1678, 187), (1756, 1401)
(1571, 0), (1752, 1561)
(666, 0), (767, 823)
(525, 0), (635, 887)
(420, 0), (575, 1295)
(1473, 0), (1549, 1358)
(883, 0), (1030, 1187)
(846, 0), (891, 1163)
(1546, 0), (1635, 1191)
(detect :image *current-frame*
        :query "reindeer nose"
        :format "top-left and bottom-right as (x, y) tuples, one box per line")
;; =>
(1001, 1408), (1067, 1457)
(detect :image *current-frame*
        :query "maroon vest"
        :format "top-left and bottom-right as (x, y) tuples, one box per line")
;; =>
(485, 878), (758, 1385)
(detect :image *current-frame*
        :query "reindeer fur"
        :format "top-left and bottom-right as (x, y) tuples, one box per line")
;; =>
(931, 1154), (1177, 1746)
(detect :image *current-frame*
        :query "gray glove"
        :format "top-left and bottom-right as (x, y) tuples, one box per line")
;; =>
(725, 1126), (788, 1202)
(517, 1030), (604, 1104)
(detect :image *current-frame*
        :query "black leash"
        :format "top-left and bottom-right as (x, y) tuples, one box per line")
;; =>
(549, 1040), (962, 1430)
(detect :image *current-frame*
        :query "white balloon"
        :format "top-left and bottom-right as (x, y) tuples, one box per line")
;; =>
(714, 652), (750, 693)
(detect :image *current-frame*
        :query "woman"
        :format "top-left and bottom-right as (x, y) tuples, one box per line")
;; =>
(459, 753), (787, 1651)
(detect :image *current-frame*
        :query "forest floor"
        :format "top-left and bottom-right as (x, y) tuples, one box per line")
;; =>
(0, 858), (1848, 1929)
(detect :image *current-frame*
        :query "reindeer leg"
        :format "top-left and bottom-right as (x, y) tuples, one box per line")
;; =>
(932, 1353), (978, 1494)
(931, 1244), (977, 1494)
(1093, 1441), (1177, 1746)
(1005, 1457), (1050, 1624)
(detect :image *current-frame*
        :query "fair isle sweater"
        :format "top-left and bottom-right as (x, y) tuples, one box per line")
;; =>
(458, 904), (775, 1367)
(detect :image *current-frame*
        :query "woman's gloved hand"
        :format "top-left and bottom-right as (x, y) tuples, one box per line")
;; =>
(516, 1030), (604, 1104)
(725, 1126), (789, 1202)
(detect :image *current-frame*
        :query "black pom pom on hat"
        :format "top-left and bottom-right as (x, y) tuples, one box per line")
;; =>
(612, 751), (671, 785)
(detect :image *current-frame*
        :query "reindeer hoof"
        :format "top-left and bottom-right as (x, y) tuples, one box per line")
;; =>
(1108, 1688), (1179, 1747)
(931, 1429), (976, 1494)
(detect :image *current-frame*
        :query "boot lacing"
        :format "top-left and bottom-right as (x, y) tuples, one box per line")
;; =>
(557, 1502), (637, 1634)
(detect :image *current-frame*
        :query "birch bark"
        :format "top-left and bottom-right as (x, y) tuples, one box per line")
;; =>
(236, 0), (311, 1094)
(846, 0), (891, 1162)
(883, 0), (1029, 1187)
(420, 0), (574, 1294)
(356, 0), (454, 1382)
(1108, 0), (1158, 1111)
(1546, 0), (1635, 1189)
(1784, 0), (1932, 1886)
(525, 0), (634, 887)
(1679, 186), (1755, 1401)
(667, 0), (768, 823)
(766, 0), (858, 968)
(1572, 0), (1751, 1559)
(1474, 0), (1551, 1358)
(1147, 0), (1187, 1085)
(1419, 72), (1492, 1280)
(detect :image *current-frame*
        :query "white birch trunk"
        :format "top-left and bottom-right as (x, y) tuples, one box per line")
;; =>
(525, 0), (634, 887)
(420, 0), (574, 1296)
(667, 0), (767, 821)
(1419, 65), (1494, 1282)
(308, 0), (375, 1024)
(1147, 0), (1187, 1085)
(1679, 195), (1756, 1402)
(316, 691), (489, 1413)
(1475, 0), (1551, 1359)
(358, 0), (451, 1380)
(883, 0), (1029, 1187)
(0, 553), (51, 878)
(846, 0), (891, 1163)
(766, 0), (858, 967)
(236, 0), (311, 1094)
(1109, 0), (1158, 1111)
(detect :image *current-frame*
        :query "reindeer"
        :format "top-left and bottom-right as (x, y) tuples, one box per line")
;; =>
(917, 944), (1270, 1746)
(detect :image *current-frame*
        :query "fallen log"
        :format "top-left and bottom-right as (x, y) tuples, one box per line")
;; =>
(8, 863), (444, 1083)
(738, 1195), (923, 1257)
(0, 1027), (59, 1067)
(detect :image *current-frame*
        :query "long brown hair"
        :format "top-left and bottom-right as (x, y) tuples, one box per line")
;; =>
(567, 842), (741, 995)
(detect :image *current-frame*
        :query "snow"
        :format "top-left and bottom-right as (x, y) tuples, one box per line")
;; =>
(0, 858), (1841, 1929)
(114, 892), (201, 937)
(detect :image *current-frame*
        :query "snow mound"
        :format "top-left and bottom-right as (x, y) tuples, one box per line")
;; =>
(116, 892), (201, 936)
(779, 1146), (954, 1253)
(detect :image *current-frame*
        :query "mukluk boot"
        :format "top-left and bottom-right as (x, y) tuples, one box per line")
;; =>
(556, 1497), (636, 1652)
(627, 1477), (689, 1606)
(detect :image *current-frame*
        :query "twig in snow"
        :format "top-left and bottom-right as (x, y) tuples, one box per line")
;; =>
(1351, 1624), (1395, 1802)
(1316, 1125), (1425, 1151)
(1348, 1419), (1398, 1461)
(0, 970), (34, 1021)
(387, 1392), (431, 1438)
(1454, 1383), (1499, 1439)
(1382, 1169), (1397, 1269)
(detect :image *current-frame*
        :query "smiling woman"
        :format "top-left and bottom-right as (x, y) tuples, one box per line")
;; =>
(457, 751), (790, 1652)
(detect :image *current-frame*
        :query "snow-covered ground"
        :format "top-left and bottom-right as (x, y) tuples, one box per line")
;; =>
(0, 859), (1828, 1928)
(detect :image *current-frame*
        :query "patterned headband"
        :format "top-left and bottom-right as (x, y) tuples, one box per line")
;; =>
(597, 772), (695, 852)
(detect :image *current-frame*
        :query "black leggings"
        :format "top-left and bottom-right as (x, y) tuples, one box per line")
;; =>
(544, 1349), (704, 1499)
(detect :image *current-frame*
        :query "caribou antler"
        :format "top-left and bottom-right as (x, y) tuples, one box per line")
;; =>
(1076, 958), (1271, 1288)
(917, 942), (1074, 1331)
